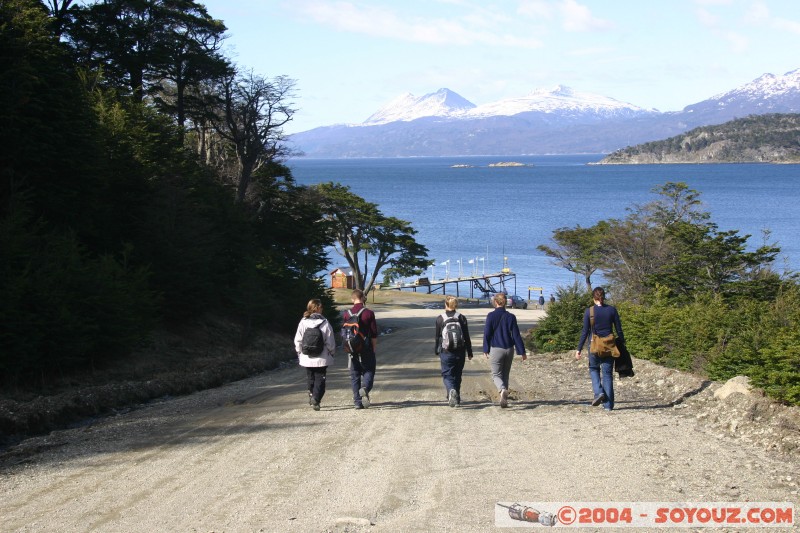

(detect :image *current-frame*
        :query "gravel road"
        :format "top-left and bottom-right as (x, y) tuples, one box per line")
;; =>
(1, 303), (798, 532)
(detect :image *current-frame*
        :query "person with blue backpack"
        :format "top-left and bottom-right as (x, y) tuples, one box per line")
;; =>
(434, 296), (474, 407)
(294, 299), (336, 411)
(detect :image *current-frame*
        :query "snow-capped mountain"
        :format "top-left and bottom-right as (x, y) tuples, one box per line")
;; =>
(467, 85), (651, 118)
(362, 85), (650, 126)
(683, 68), (800, 121)
(290, 69), (800, 157)
(364, 88), (475, 124)
(709, 68), (800, 106)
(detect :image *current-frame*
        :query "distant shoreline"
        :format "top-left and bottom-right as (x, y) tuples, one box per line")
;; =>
(451, 161), (534, 168)
(588, 160), (790, 165)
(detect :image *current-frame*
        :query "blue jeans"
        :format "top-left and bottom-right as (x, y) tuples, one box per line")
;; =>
(440, 350), (466, 398)
(350, 351), (376, 406)
(588, 352), (614, 409)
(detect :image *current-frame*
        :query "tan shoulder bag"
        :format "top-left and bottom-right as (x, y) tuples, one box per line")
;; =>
(589, 306), (620, 358)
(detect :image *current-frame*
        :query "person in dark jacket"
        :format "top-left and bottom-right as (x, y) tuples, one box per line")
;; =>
(344, 289), (378, 409)
(576, 287), (625, 411)
(483, 293), (527, 407)
(434, 295), (474, 407)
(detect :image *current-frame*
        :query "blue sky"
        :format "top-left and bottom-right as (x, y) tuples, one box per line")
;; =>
(199, 0), (800, 134)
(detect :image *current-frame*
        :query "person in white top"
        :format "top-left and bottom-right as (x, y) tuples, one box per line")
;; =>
(294, 299), (336, 410)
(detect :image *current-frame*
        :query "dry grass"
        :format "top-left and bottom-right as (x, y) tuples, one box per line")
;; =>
(0, 315), (293, 443)
(332, 287), (485, 307)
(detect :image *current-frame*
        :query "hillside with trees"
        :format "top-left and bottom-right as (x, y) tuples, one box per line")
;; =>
(598, 113), (800, 164)
(533, 183), (800, 406)
(0, 0), (429, 410)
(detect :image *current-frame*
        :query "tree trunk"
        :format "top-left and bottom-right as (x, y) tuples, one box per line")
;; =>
(235, 162), (254, 203)
(176, 74), (185, 140)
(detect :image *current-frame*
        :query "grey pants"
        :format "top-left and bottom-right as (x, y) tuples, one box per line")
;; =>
(489, 347), (514, 391)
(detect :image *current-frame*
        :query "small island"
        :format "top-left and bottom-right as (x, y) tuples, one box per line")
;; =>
(450, 164), (474, 168)
(487, 161), (532, 167)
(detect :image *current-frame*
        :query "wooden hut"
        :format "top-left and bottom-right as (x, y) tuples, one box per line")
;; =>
(330, 267), (354, 289)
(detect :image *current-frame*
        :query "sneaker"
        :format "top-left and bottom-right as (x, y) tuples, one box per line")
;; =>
(448, 389), (457, 407)
(308, 393), (314, 406)
(312, 400), (320, 411)
(591, 393), (607, 407)
(354, 403), (364, 410)
(500, 389), (509, 408)
(359, 387), (371, 408)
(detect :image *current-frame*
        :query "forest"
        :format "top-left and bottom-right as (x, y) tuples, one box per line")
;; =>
(0, 0), (429, 392)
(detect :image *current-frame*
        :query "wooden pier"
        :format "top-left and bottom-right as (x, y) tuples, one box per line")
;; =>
(383, 272), (517, 299)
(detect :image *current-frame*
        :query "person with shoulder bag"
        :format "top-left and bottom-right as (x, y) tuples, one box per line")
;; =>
(434, 295), (474, 407)
(576, 287), (625, 411)
(294, 299), (336, 411)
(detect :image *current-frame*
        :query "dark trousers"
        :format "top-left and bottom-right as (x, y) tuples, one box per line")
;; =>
(350, 351), (376, 405)
(306, 367), (327, 402)
(440, 350), (466, 398)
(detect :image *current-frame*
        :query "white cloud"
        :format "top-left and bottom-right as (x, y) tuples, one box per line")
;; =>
(566, 46), (618, 58)
(772, 17), (800, 34)
(694, 7), (720, 27)
(289, 0), (542, 47)
(692, 1), (749, 53)
(722, 30), (749, 52)
(693, 0), (733, 6)
(744, 1), (770, 23)
(742, 2), (800, 36)
(558, 0), (613, 32)
(517, 0), (555, 20)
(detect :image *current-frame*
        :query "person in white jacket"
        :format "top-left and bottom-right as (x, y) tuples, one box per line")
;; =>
(294, 299), (336, 410)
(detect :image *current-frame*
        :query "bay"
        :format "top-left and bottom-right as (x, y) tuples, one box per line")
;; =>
(288, 155), (800, 298)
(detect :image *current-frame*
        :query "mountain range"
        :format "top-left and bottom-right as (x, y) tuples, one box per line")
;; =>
(289, 69), (800, 158)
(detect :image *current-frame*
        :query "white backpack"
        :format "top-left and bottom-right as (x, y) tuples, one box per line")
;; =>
(441, 312), (465, 352)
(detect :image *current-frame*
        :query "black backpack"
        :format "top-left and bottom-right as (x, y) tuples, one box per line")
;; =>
(441, 312), (465, 352)
(341, 308), (367, 355)
(301, 318), (326, 356)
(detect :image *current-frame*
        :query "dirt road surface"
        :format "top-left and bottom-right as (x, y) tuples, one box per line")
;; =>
(2, 301), (798, 532)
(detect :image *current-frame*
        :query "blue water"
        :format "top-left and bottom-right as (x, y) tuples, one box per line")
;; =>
(288, 155), (800, 297)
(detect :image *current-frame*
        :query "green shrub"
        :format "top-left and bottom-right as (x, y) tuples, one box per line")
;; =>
(621, 290), (729, 372)
(722, 284), (800, 404)
(620, 284), (800, 406)
(529, 283), (591, 353)
(749, 330), (800, 404)
(703, 299), (768, 380)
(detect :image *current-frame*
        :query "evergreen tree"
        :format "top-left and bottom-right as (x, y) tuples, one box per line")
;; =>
(314, 182), (431, 293)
